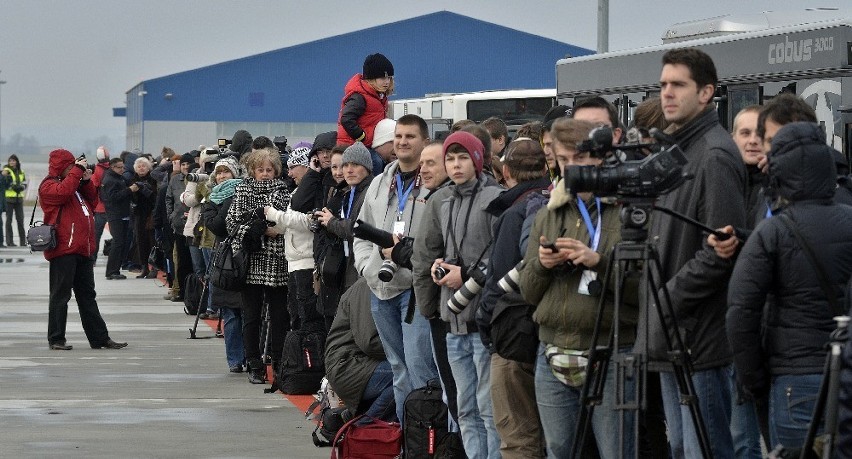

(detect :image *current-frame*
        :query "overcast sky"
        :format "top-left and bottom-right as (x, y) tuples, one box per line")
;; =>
(0, 0), (847, 153)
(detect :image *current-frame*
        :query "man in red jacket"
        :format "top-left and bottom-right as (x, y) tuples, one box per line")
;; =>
(40, 149), (127, 350)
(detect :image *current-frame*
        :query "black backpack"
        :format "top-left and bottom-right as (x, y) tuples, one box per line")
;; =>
(182, 272), (207, 315)
(490, 291), (539, 365)
(274, 327), (326, 394)
(404, 379), (464, 459)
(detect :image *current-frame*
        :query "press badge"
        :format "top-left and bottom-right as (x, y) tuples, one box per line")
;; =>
(578, 270), (598, 296)
(343, 240), (350, 257)
(393, 220), (405, 236)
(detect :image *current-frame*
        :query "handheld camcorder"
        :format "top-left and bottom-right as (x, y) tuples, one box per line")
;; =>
(353, 220), (399, 282)
(566, 126), (688, 199)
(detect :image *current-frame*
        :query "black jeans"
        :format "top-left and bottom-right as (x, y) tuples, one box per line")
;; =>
(105, 218), (129, 276)
(48, 254), (110, 346)
(288, 269), (321, 329)
(241, 285), (289, 364)
(5, 197), (24, 245)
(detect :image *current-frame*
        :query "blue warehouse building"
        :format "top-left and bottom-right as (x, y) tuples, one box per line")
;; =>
(120, 11), (592, 153)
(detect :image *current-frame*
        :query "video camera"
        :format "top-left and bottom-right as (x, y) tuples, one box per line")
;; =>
(199, 145), (240, 175)
(567, 126), (688, 199)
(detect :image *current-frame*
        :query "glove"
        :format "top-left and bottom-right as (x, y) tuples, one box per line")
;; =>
(242, 218), (267, 252)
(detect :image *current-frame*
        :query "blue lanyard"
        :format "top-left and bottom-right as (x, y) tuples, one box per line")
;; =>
(765, 203), (773, 219)
(395, 173), (416, 219)
(577, 197), (602, 252)
(342, 187), (356, 219)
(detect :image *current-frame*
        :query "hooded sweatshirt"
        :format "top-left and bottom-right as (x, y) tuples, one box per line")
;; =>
(39, 149), (98, 260)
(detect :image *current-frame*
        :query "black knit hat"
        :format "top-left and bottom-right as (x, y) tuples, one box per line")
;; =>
(180, 153), (195, 164)
(363, 53), (394, 80)
(543, 105), (572, 130)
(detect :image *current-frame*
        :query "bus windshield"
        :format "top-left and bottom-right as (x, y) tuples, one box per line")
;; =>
(466, 97), (555, 124)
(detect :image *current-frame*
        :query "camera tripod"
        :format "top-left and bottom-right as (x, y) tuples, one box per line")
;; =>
(188, 279), (224, 339)
(571, 199), (713, 459)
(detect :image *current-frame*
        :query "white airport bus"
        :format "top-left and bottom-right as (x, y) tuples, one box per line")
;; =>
(389, 89), (556, 139)
(555, 12), (852, 159)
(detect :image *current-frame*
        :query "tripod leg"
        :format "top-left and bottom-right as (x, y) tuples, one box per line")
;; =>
(645, 248), (713, 459)
(799, 349), (832, 459)
(188, 280), (208, 339)
(261, 291), (272, 365)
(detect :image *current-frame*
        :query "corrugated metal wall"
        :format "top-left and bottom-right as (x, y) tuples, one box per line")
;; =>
(134, 11), (592, 125)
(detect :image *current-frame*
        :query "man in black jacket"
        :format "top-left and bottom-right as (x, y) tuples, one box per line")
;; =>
(728, 122), (852, 450)
(100, 158), (139, 280)
(634, 48), (746, 459)
(476, 139), (549, 458)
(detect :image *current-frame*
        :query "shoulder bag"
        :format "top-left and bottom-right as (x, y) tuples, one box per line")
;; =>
(27, 195), (60, 252)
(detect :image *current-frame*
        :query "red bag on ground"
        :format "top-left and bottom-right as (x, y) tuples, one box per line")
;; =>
(331, 415), (402, 459)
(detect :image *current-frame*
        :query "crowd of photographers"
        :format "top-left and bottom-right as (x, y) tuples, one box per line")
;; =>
(63, 47), (852, 458)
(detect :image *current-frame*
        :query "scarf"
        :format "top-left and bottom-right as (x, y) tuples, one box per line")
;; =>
(210, 178), (241, 204)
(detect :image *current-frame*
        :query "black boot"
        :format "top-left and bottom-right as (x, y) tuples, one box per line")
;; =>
(247, 359), (266, 384)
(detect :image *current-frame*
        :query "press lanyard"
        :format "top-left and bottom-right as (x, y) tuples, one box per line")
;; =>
(577, 197), (601, 251)
(341, 187), (356, 219)
(75, 191), (90, 217)
(395, 173), (416, 220)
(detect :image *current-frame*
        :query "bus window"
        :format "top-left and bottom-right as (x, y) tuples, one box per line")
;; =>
(727, 85), (761, 130)
(466, 97), (555, 124)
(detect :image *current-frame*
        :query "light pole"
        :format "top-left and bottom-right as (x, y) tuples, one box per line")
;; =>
(0, 75), (6, 156)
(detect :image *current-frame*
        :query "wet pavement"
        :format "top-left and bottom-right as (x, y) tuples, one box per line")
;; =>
(0, 245), (327, 458)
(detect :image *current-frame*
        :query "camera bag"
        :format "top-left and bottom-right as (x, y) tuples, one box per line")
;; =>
(490, 291), (539, 365)
(182, 272), (207, 315)
(26, 195), (59, 252)
(209, 237), (247, 291)
(331, 415), (402, 459)
(273, 325), (326, 395)
(403, 379), (454, 459)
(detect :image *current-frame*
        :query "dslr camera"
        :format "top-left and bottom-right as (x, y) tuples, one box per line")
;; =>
(447, 262), (488, 314)
(378, 260), (398, 282)
(309, 209), (322, 233)
(567, 126), (688, 199)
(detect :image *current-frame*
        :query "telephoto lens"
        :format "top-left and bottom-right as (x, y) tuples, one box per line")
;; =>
(447, 264), (487, 314)
(185, 172), (209, 183)
(498, 260), (525, 293)
(378, 259), (398, 282)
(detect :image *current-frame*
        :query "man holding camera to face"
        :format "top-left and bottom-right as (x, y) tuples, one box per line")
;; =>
(412, 131), (503, 459)
(100, 157), (139, 280)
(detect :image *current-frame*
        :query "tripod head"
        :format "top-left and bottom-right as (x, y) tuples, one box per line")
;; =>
(617, 197), (655, 243)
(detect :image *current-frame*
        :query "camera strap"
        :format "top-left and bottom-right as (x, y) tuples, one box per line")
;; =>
(777, 212), (843, 317)
(445, 184), (479, 262)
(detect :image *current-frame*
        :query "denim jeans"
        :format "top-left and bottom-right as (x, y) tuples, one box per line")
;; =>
(660, 366), (734, 459)
(535, 344), (634, 459)
(446, 332), (499, 459)
(361, 360), (396, 422)
(221, 306), (244, 369)
(769, 373), (823, 450)
(369, 289), (438, 422)
(188, 244), (206, 278)
(727, 366), (763, 459)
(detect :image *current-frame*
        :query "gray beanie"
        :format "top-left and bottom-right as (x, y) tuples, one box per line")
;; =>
(342, 142), (374, 173)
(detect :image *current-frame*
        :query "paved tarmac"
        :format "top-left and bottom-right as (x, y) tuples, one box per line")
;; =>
(0, 244), (328, 459)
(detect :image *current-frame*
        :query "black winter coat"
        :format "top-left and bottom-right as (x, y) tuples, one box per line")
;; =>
(100, 168), (133, 221)
(201, 196), (243, 308)
(476, 177), (550, 349)
(635, 107), (747, 371)
(727, 122), (852, 394)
